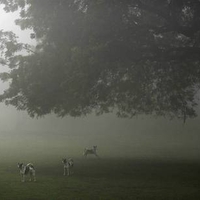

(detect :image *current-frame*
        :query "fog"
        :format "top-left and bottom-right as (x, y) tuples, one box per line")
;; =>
(0, 6), (200, 163)
(0, 101), (200, 162)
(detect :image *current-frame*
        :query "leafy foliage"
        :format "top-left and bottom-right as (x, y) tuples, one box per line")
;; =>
(0, 0), (200, 120)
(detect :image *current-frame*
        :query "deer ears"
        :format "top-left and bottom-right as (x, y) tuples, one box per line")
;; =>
(18, 163), (23, 167)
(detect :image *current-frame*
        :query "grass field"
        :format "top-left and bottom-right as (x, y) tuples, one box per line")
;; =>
(0, 156), (199, 200)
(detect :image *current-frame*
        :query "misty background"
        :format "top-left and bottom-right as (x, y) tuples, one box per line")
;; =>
(0, 6), (200, 162)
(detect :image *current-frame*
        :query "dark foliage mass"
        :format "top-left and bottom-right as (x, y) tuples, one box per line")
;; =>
(0, 0), (200, 120)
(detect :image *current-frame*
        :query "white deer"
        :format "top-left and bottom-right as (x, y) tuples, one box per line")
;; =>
(83, 146), (98, 157)
(62, 158), (74, 176)
(18, 163), (36, 182)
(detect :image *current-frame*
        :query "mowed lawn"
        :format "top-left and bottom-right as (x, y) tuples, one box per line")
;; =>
(0, 157), (200, 200)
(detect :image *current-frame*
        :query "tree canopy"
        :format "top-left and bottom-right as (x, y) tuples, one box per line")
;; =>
(0, 0), (200, 121)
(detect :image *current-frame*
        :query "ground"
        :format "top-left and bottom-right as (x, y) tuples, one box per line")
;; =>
(0, 157), (200, 200)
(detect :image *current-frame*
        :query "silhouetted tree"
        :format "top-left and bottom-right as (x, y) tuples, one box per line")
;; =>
(0, 0), (200, 121)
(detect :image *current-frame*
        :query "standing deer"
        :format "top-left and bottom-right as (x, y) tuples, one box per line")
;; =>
(62, 158), (74, 176)
(18, 163), (36, 182)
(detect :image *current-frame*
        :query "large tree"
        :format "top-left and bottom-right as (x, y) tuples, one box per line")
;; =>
(0, 0), (200, 121)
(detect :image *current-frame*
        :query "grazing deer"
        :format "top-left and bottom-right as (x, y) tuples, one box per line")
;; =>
(83, 146), (98, 157)
(62, 158), (74, 176)
(18, 163), (36, 182)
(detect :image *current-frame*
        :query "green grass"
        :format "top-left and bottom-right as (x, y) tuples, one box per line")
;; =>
(0, 157), (200, 200)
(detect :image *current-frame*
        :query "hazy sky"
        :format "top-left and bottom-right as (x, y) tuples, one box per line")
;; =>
(0, 6), (200, 161)
(0, 6), (34, 91)
(0, 6), (32, 43)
